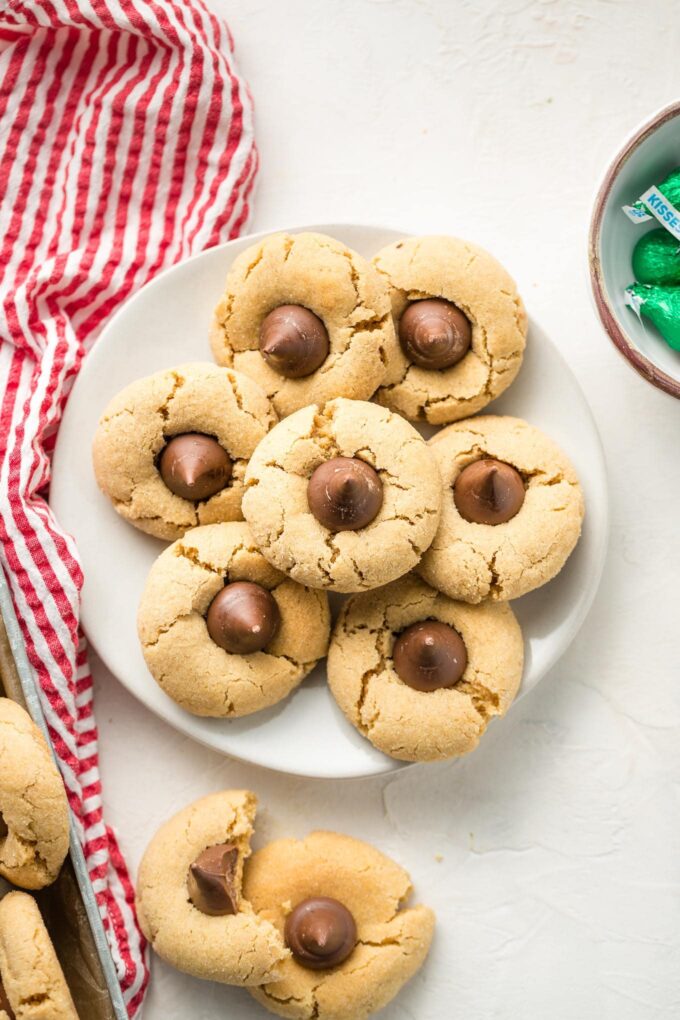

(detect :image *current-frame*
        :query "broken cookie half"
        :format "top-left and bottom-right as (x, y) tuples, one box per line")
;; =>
(135, 790), (289, 985)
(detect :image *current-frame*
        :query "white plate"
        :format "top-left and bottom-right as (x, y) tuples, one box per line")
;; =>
(51, 223), (608, 779)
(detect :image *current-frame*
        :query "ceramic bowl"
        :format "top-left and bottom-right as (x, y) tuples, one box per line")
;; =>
(589, 100), (680, 398)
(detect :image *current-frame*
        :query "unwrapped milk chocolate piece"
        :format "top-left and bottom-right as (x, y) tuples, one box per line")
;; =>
(392, 620), (468, 692)
(284, 896), (357, 970)
(453, 458), (525, 525)
(259, 305), (330, 379)
(159, 433), (232, 501)
(187, 843), (239, 916)
(398, 298), (471, 369)
(307, 457), (384, 532)
(206, 582), (280, 656)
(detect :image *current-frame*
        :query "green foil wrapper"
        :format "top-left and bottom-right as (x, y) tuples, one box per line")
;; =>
(632, 228), (680, 285)
(633, 166), (680, 215)
(625, 282), (680, 350)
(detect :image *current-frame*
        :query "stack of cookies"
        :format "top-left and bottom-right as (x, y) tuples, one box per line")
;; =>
(93, 231), (584, 765)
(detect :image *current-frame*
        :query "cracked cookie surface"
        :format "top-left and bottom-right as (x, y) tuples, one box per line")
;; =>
(0, 699), (69, 890)
(135, 790), (289, 986)
(92, 362), (276, 541)
(0, 891), (78, 1020)
(327, 574), (523, 762)
(209, 232), (396, 418)
(242, 398), (442, 593)
(372, 235), (527, 424)
(244, 830), (434, 1020)
(417, 415), (585, 603)
(137, 522), (330, 717)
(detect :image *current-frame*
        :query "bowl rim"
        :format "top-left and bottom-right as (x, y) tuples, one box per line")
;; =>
(588, 98), (680, 400)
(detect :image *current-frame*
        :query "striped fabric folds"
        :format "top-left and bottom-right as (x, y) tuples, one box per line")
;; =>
(0, 1), (257, 1013)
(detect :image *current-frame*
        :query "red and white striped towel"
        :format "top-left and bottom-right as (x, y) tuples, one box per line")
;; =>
(0, 1), (257, 1013)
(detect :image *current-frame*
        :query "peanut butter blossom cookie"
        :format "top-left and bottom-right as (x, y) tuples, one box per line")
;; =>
(417, 415), (584, 603)
(242, 398), (442, 593)
(372, 235), (527, 424)
(136, 790), (289, 986)
(0, 699), (69, 890)
(0, 892), (78, 1020)
(137, 522), (330, 717)
(244, 830), (435, 1020)
(209, 232), (396, 418)
(92, 362), (276, 541)
(327, 574), (523, 762)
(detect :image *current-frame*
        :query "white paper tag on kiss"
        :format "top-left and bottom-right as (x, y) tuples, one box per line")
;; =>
(624, 287), (642, 315)
(622, 203), (652, 223)
(638, 185), (680, 240)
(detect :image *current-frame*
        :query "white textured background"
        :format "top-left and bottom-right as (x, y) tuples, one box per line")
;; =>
(93, 2), (680, 1017)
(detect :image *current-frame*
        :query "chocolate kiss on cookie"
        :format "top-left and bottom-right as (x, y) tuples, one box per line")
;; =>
(399, 298), (471, 370)
(187, 843), (239, 916)
(206, 581), (280, 655)
(454, 458), (525, 525)
(393, 620), (467, 692)
(259, 305), (330, 379)
(159, 433), (232, 501)
(307, 457), (383, 532)
(284, 897), (357, 970)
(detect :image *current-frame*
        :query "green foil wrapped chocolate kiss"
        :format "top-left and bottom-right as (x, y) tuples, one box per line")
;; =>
(632, 229), (680, 285)
(625, 283), (680, 350)
(633, 166), (680, 216)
